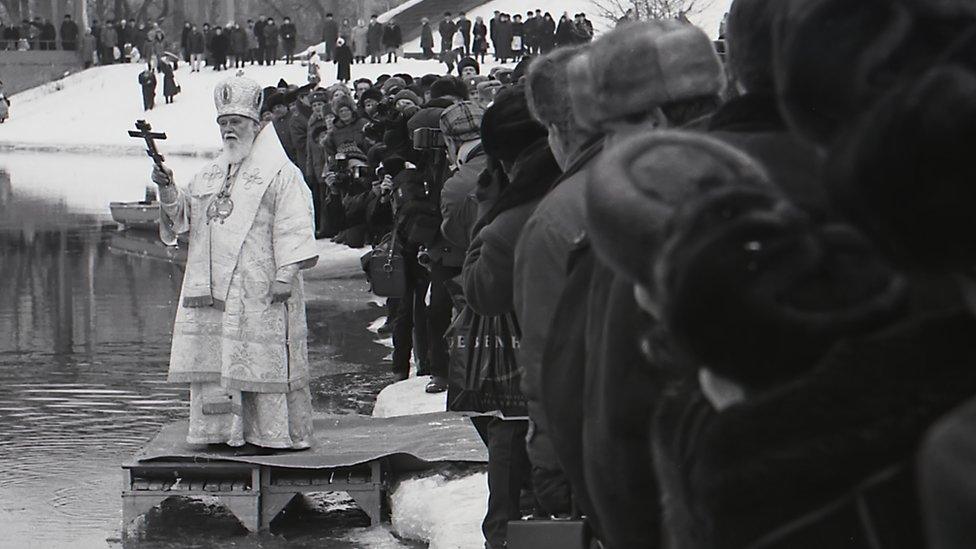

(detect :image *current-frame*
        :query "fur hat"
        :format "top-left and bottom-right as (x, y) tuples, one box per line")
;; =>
(358, 86), (383, 106)
(481, 85), (548, 163)
(490, 67), (514, 84)
(430, 76), (469, 100)
(331, 93), (357, 117)
(773, 0), (976, 146)
(440, 101), (485, 142)
(381, 76), (408, 95)
(828, 66), (976, 272)
(568, 20), (725, 131)
(465, 75), (488, 94)
(657, 185), (907, 389)
(458, 56), (480, 75)
(214, 73), (263, 122)
(526, 45), (586, 131)
(586, 130), (772, 291)
(392, 89), (423, 107)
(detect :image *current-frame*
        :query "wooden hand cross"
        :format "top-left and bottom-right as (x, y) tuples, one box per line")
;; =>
(128, 120), (168, 169)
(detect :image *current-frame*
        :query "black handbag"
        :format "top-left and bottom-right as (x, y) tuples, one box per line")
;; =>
(361, 232), (406, 298)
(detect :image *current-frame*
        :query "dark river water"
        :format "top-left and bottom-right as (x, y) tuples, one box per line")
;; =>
(0, 153), (413, 548)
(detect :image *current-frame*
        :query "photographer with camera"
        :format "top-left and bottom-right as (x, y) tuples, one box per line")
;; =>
(320, 143), (373, 248)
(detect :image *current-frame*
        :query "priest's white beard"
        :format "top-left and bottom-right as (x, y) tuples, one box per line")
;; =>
(220, 130), (257, 165)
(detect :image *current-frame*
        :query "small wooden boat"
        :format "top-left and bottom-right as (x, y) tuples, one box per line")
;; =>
(109, 200), (160, 230)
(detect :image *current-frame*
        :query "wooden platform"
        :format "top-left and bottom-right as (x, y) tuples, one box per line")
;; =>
(122, 457), (388, 534)
(121, 413), (488, 535)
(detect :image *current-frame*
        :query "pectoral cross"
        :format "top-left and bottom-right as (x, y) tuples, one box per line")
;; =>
(128, 120), (168, 169)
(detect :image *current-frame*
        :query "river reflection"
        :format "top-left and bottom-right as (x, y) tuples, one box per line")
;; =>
(0, 154), (404, 548)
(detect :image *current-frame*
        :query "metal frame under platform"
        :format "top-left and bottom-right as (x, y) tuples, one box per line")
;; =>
(121, 458), (388, 534)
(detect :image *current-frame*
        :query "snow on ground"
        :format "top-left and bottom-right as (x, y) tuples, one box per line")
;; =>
(0, 57), (518, 156)
(373, 376), (448, 418)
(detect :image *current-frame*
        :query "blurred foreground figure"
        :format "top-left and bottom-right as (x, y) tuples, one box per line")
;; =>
(152, 74), (319, 450)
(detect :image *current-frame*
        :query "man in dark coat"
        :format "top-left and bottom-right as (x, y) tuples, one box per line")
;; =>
(138, 64), (156, 111)
(180, 22), (191, 61)
(438, 12), (455, 54)
(280, 17), (297, 64)
(210, 26), (229, 70)
(367, 15), (383, 63)
(420, 18), (435, 59)
(321, 13), (339, 61)
(60, 15), (78, 50)
(494, 14), (513, 63)
(456, 11), (472, 55)
(489, 11), (500, 59)
(254, 15), (266, 65)
(382, 20), (401, 64)
(262, 18), (278, 65)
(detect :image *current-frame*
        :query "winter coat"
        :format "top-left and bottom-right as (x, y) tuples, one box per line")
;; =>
(473, 22), (488, 53)
(102, 26), (118, 48)
(325, 115), (368, 162)
(138, 71), (156, 95)
(457, 18), (472, 40)
(420, 23), (434, 50)
(279, 22), (296, 45)
(554, 19), (575, 46)
(60, 20), (78, 45)
(334, 44), (354, 81)
(321, 18), (339, 43)
(210, 32), (229, 59)
(654, 309), (976, 549)
(180, 25), (191, 49)
(306, 112), (329, 187)
(463, 139), (561, 316)
(245, 25), (257, 49)
(160, 61), (179, 97)
(287, 101), (313, 176)
(339, 22), (352, 41)
(382, 24), (402, 49)
(494, 20), (513, 57)
(437, 145), (488, 268)
(274, 110), (296, 162)
(253, 19), (265, 45)
(539, 17), (556, 49)
(367, 22), (383, 53)
(438, 19), (456, 49)
(513, 136), (604, 473)
(230, 27), (247, 55)
(352, 25), (369, 57)
(189, 30), (205, 54)
(262, 24), (278, 49)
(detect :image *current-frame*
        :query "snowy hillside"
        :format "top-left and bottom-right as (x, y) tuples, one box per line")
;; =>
(0, 57), (516, 156)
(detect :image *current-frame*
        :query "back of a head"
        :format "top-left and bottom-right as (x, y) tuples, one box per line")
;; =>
(481, 85), (548, 164)
(526, 45), (592, 138)
(727, 0), (781, 94)
(828, 66), (976, 273)
(774, 0), (976, 146)
(430, 76), (469, 101)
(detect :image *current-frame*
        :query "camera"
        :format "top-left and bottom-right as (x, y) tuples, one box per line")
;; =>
(331, 152), (370, 193)
(412, 127), (446, 150)
(375, 96), (401, 123)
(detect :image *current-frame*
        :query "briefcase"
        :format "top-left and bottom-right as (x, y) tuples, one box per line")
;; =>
(507, 516), (597, 549)
(362, 233), (406, 298)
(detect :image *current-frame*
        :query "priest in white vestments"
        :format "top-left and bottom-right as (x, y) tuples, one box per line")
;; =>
(151, 74), (319, 449)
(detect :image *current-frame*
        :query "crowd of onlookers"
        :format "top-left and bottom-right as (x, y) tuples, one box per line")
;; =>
(259, 0), (976, 548)
(1, 15), (81, 51)
(419, 10), (595, 68)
